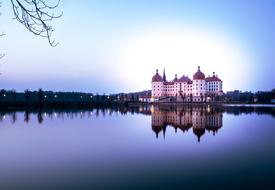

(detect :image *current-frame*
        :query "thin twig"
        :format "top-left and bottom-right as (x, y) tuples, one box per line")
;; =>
(10, 0), (62, 46)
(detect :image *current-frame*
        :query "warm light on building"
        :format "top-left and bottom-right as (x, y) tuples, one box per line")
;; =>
(151, 66), (223, 102)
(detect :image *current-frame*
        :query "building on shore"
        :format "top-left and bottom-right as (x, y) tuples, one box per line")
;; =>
(139, 95), (152, 103)
(151, 66), (223, 102)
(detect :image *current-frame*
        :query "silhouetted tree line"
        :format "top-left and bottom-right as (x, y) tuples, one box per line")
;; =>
(1, 88), (274, 109)
(0, 89), (138, 108)
(225, 89), (275, 104)
(0, 89), (151, 109)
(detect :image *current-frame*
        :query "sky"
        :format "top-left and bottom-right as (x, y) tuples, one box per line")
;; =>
(0, 0), (274, 93)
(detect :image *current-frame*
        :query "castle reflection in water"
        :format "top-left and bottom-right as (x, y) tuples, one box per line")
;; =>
(140, 105), (223, 142)
(0, 105), (274, 142)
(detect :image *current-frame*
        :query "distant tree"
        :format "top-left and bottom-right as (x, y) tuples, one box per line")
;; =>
(102, 94), (106, 102)
(95, 94), (100, 102)
(11, 89), (16, 102)
(240, 91), (254, 103)
(24, 89), (30, 102)
(255, 91), (272, 103)
(0, 89), (6, 101)
(37, 88), (43, 104)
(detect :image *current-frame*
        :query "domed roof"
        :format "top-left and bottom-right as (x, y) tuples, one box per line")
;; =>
(193, 66), (205, 80)
(152, 69), (163, 82)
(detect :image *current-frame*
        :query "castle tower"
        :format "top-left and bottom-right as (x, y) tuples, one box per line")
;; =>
(163, 68), (167, 82)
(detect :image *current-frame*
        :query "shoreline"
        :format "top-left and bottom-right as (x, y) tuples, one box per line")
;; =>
(128, 102), (275, 107)
(0, 101), (274, 111)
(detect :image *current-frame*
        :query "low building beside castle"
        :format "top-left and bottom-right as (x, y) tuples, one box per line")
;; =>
(151, 66), (223, 102)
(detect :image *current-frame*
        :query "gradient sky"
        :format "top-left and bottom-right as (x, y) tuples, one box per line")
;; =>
(0, 0), (274, 93)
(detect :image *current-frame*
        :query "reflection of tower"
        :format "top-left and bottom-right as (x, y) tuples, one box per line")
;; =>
(163, 125), (167, 139)
(151, 110), (165, 138)
(192, 107), (206, 142)
(152, 124), (163, 138)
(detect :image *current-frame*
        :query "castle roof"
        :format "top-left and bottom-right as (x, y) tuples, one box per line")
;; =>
(206, 72), (222, 82)
(193, 66), (205, 80)
(152, 67), (222, 83)
(178, 75), (192, 83)
(152, 69), (163, 82)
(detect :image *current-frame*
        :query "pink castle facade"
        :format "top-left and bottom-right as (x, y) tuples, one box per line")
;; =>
(151, 66), (223, 102)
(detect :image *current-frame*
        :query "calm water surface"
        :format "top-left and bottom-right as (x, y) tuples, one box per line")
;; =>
(0, 105), (275, 190)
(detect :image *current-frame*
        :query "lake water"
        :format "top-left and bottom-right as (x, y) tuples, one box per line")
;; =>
(0, 105), (275, 190)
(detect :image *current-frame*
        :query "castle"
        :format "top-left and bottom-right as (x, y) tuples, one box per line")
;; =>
(151, 66), (223, 102)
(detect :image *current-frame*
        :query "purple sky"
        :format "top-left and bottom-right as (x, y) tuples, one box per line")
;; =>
(0, 0), (274, 93)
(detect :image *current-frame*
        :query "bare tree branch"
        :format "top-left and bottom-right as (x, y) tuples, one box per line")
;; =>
(10, 0), (62, 47)
(0, 1), (5, 59)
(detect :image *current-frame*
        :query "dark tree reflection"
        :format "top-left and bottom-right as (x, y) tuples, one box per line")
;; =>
(11, 112), (17, 124)
(37, 110), (43, 124)
(24, 111), (30, 123)
(0, 105), (273, 142)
